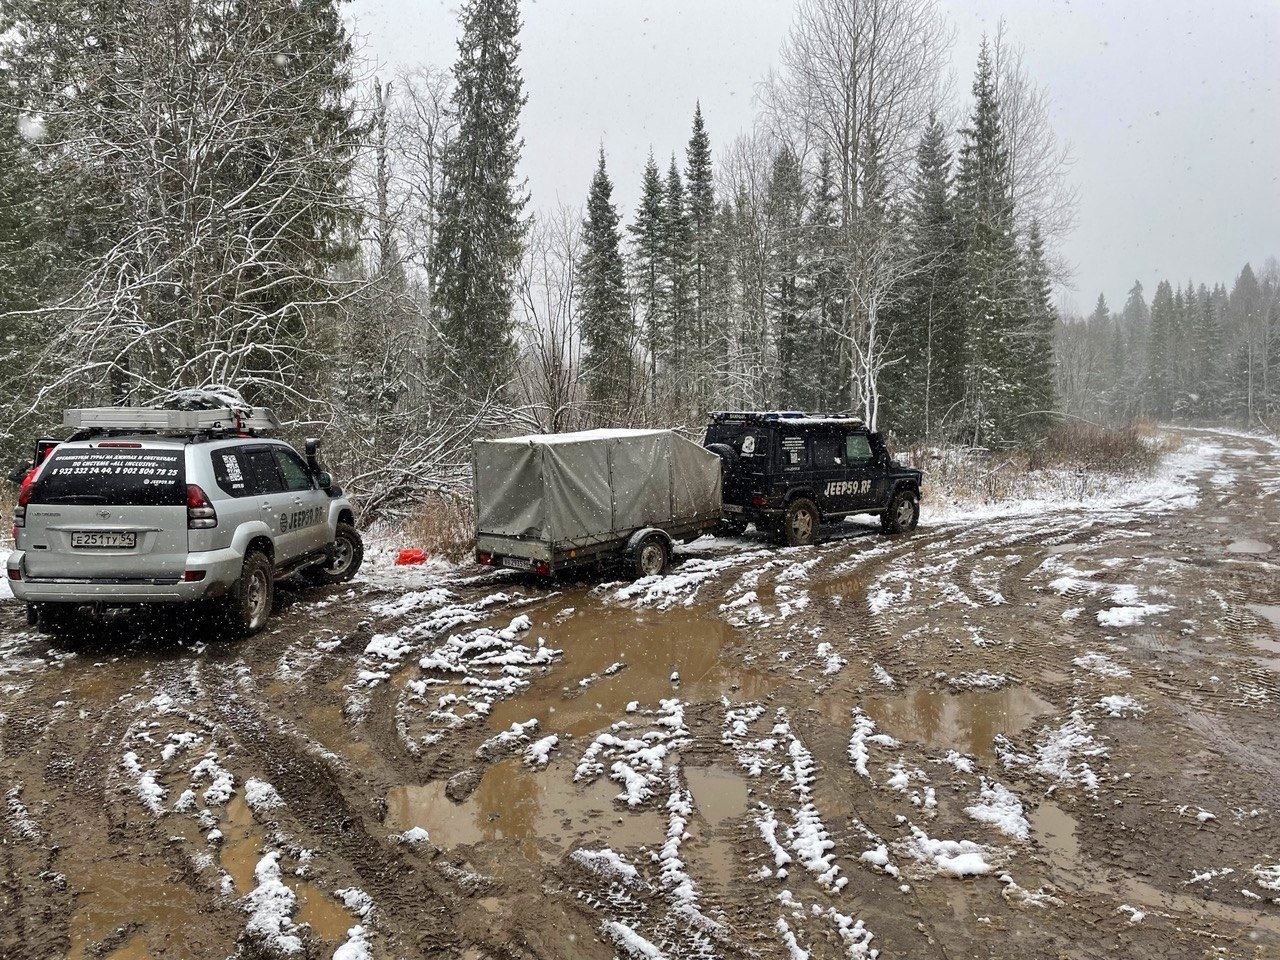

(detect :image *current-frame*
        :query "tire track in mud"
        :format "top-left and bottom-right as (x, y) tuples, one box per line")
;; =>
(203, 656), (469, 956)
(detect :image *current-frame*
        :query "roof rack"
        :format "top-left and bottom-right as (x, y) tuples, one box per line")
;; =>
(64, 406), (280, 437)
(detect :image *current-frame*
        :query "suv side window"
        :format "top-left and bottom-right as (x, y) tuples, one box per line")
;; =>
(779, 433), (807, 468)
(845, 433), (874, 462)
(244, 446), (285, 494)
(812, 433), (842, 466)
(211, 447), (253, 498)
(273, 447), (314, 492)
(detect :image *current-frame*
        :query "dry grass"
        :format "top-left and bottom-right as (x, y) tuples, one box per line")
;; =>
(375, 490), (475, 562)
(903, 422), (1175, 509)
(0, 487), (14, 550)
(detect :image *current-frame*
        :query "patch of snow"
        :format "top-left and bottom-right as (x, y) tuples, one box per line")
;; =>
(1097, 694), (1144, 717)
(335, 887), (374, 918)
(523, 734), (560, 768)
(244, 778), (284, 812)
(570, 847), (639, 883)
(999, 711), (1108, 793)
(121, 752), (165, 814)
(965, 780), (1029, 840)
(242, 852), (302, 955)
(602, 920), (667, 959)
(333, 925), (373, 960)
(1117, 904), (1145, 923)
(1072, 651), (1131, 678)
(847, 709), (897, 779)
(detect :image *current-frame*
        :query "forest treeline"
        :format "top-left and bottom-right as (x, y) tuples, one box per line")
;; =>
(1059, 264), (1280, 430)
(0, 0), (1266, 513)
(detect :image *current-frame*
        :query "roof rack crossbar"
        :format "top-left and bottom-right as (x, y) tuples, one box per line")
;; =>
(64, 406), (280, 435)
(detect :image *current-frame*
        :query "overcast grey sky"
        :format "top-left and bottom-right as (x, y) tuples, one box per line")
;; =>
(347, 0), (1278, 312)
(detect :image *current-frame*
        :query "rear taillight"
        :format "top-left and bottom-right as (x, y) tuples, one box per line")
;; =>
(186, 484), (218, 529)
(183, 570), (206, 582)
(534, 560), (551, 577)
(13, 476), (33, 529)
(751, 493), (770, 507)
(476, 551), (493, 566)
(6, 567), (20, 581)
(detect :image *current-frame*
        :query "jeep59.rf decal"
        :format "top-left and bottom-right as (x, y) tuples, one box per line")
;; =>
(824, 479), (871, 497)
(279, 506), (324, 532)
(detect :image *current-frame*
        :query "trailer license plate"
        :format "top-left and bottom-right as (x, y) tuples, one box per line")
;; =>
(502, 556), (532, 571)
(72, 531), (137, 549)
(723, 503), (744, 514)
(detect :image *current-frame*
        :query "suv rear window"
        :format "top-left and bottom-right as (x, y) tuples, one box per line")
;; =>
(31, 448), (186, 506)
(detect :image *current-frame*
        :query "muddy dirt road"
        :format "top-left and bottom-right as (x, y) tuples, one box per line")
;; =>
(2, 427), (1279, 960)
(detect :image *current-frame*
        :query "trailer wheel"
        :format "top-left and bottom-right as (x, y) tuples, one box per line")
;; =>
(632, 532), (671, 578)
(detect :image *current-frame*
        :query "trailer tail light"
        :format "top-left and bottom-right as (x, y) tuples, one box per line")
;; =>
(186, 485), (218, 529)
(534, 561), (551, 577)
(751, 493), (771, 507)
(476, 551), (493, 566)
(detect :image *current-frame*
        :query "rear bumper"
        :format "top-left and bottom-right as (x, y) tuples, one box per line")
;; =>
(6, 547), (242, 604)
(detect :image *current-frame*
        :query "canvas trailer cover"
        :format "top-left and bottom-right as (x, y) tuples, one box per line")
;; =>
(473, 428), (722, 568)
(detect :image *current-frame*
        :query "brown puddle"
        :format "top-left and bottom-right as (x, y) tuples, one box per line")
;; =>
(686, 765), (751, 825)
(486, 599), (775, 739)
(1030, 798), (1280, 938)
(1248, 604), (1280, 671)
(863, 684), (1055, 762)
(66, 857), (205, 960)
(385, 757), (666, 861)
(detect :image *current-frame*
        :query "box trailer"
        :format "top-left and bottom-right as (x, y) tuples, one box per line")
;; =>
(472, 428), (723, 578)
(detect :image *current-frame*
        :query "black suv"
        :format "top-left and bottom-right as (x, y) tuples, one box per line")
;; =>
(704, 411), (923, 546)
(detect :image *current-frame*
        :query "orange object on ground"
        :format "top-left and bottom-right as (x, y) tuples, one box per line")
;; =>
(395, 548), (427, 566)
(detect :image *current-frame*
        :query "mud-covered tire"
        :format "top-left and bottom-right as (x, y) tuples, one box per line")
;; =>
(226, 551), (274, 636)
(881, 488), (920, 535)
(632, 532), (671, 578)
(25, 603), (39, 627)
(782, 498), (820, 547)
(308, 522), (364, 586)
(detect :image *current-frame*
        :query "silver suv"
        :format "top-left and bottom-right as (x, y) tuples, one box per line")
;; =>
(6, 405), (362, 635)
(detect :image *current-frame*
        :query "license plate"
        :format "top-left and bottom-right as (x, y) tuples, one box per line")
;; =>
(502, 556), (533, 571)
(723, 503), (745, 514)
(71, 531), (137, 549)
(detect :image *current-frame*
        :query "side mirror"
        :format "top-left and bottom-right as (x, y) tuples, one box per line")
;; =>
(316, 471), (333, 491)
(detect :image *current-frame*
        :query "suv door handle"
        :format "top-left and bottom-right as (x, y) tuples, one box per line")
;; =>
(261, 502), (273, 510)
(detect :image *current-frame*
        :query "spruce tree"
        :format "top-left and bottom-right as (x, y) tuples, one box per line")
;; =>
(805, 149), (848, 412)
(954, 39), (1023, 444)
(767, 146), (808, 410)
(662, 156), (693, 403)
(1147, 280), (1175, 418)
(628, 151), (668, 403)
(576, 149), (633, 413)
(890, 113), (963, 438)
(1020, 222), (1057, 431)
(685, 104), (716, 383)
(431, 0), (527, 396)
